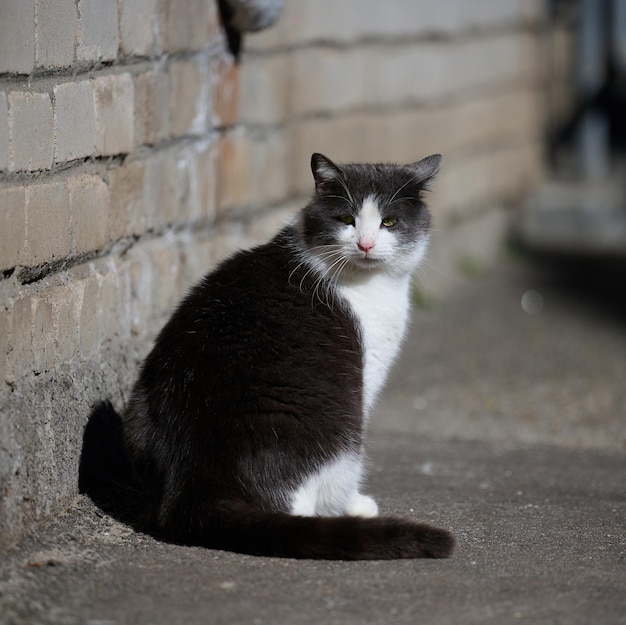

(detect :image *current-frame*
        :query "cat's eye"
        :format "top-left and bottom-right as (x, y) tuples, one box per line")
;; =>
(338, 214), (355, 226)
(381, 216), (398, 228)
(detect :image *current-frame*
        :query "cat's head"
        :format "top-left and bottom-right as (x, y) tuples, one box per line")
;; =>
(300, 153), (441, 277)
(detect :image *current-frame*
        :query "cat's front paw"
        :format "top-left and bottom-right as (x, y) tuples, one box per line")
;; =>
(345, 493), (379, 518)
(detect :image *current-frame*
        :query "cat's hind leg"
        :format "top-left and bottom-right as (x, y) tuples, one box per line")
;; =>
(289, 451), (379, 518)
(345, 492), (378, 518)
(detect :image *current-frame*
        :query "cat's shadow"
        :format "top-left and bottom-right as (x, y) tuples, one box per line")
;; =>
(78, 401), (148, 532)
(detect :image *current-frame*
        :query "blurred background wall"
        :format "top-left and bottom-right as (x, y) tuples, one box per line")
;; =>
(0, 0), (553, 548)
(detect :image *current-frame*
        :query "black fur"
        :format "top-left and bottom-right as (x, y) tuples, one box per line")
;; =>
(80, 154), (455, 560)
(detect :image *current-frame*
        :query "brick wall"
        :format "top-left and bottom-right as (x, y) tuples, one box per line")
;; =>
(0, 0), (544, 548)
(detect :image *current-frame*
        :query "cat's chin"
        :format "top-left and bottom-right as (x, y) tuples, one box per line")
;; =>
(351, 256), (386, 270)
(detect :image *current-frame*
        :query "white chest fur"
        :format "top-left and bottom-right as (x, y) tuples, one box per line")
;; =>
(339, 273), (411, 416)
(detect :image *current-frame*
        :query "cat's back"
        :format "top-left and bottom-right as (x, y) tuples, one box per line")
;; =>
(135, 226), (363, 431)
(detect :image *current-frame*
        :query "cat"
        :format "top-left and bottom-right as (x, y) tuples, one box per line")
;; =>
(81, 152), (455, 560)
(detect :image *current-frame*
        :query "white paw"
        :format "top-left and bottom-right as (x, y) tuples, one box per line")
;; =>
(345, 493), (379, 518)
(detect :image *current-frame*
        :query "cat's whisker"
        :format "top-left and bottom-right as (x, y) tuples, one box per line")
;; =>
(420, 256), (452, 281)
(323, 194), (352, 205)
(387, 178), (415, 206)
(336, 176), (356, 206)
(388, 196), (421, 207)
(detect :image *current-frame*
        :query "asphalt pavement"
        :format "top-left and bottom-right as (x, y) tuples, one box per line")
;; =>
(1, 256), (625, 625)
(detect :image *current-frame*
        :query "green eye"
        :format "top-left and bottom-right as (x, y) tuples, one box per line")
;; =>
(338, 214), (355, 226)
(382, 216), (398, 227)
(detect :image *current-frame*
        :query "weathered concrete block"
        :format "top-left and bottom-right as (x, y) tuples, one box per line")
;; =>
(5, 294), (35, 383)
(32, 290), (58, 374)
(0, 0), (35, 74)
(0, 93), (8, 170)
(216, 130), (252, 211)
(239, 55), (289, 125)
(119, 0), (159, 56)
(212, 58), (240, 128)
(162, 0), (220, 52)
(54, 81), (97, 163)
(247, 0), (541, 51)
(168, 57), (211, 138)
(173, 139), (219, 222)
(107, 161), (146, 240)
(77, 0), (119, 62)
(0, 302), (8, 384)
(94, 73), (135, 155)
(0, 186), (26, 271)
(78, 273), (101, 356)
(68, 174), (110, 254)
(248, 131), (290, 208)
(95, 260), (124, 343)
(54, 284), (81, 364)
(126, 256), (154, 339)
(437, 141), (542, 221)
(143, 151), (181, 229)
(24, 181), (72, 266)
(35, 0), (78, 68)
(194, 139), (219, 220)
(148, 241), (184, 318)
(134, 69), (171, 146)
(7, 91), (55, 171)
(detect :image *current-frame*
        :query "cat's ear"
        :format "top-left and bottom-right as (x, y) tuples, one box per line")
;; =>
(311, 153), (343, 192)
(407, 154), (443, 185)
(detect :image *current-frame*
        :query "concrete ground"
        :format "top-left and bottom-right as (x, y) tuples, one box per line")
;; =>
(1, 256), (625, 625)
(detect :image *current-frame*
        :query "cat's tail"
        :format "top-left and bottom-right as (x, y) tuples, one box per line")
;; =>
(79, 401), (148, 527)
(168, 501), (455, 560)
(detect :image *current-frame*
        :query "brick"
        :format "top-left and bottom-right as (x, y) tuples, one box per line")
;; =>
(194, 139), (218, 220)
(0, 302), (7, 383)
(149, 242), (183, 319)
(143, 152), (180, 229)
(239, 55), (289, 125)
(108, 161), (146, 240)
(5, 294), (34, 383)
(126, 256), (154, 338)
(77, 0), (119, 62)
(173, 139), (218, 222)
(7, 91), (54, 171)
(162, 0), (220, 52)
(174, 148), (200, 222)
(212, 58), (240, 127)
(31, 292), (55, 374)
(52, 284), (80, 363)
(95, 260), (123, 343)
(248, 203), (299, 243)
(133, 69), (170, 146)
(0, 186), (27, 271)
(248, 131), (290, 208)
(68, 174), (110, 254)
(35, 0), (78, 68)
(94, 73), (135, 155)
(436, 141), (542, 220)
(247, 0), (540, 52)
(53, 81), (97, 163)
(119, 0), (159, 56)
(24, 181), (71, 265)
(216, 130), (252, 211)
(0, 0), (35, 74)
(78, 274), (100, 355)
(247, 32), (539, 123)
(31, 286), (79, 373)
(0, 93), (8, 170)
(169, 57), (211, 137)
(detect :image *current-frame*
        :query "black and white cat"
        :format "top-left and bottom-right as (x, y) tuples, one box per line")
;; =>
(87, 153), (455, 560)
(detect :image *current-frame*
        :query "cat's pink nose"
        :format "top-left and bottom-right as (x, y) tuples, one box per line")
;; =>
(358, 239), (375, 253)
